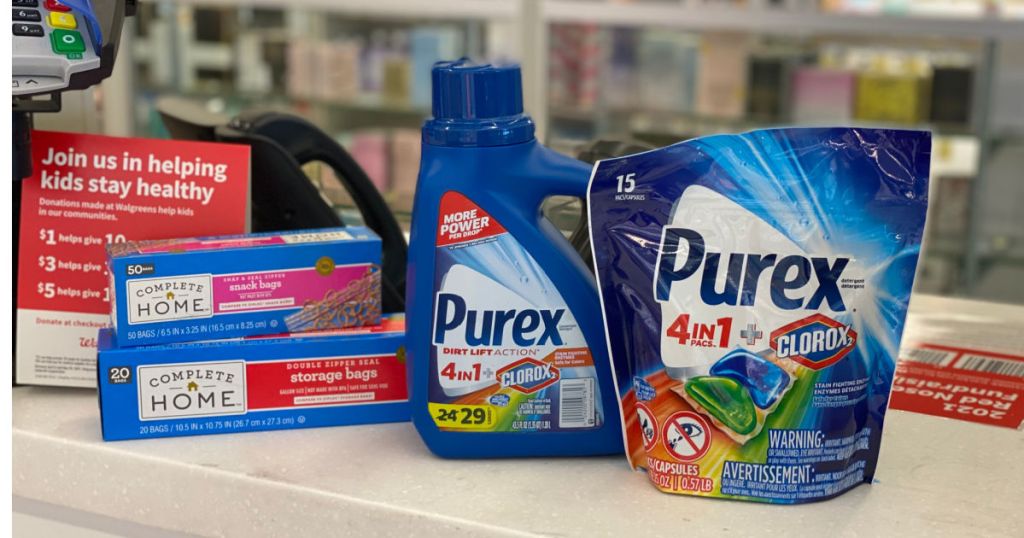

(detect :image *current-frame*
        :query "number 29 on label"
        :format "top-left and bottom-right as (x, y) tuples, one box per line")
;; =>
(428, 403), (495, 430)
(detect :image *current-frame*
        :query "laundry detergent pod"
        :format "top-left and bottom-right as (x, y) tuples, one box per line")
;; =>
(683, 376), (757, 435)
(710, 350), (792, 410)
(588, 127), (930, 502)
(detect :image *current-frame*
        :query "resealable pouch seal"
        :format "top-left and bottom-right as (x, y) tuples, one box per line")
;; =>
(588, 128), (930, 503)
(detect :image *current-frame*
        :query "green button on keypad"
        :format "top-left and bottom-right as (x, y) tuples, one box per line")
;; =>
(50, 29), (85, 54)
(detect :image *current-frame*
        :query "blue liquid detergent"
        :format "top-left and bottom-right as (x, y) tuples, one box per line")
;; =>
(406, 59), (623, 457)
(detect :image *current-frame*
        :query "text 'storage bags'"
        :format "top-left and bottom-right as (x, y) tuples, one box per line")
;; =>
(97, 317), (408, 440)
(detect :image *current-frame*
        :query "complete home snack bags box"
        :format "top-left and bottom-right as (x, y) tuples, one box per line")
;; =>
(97, 316), (408, 440)
(107, 227), (382, 347)
(588, 127), (930, 503)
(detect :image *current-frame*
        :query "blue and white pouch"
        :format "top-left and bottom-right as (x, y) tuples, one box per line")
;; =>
(588, 128), (930, 502)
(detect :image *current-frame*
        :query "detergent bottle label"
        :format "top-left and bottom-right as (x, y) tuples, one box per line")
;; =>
(428, 191), (603, 432)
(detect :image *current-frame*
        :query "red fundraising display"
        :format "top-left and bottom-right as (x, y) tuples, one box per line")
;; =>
(16, 131), (250, 386)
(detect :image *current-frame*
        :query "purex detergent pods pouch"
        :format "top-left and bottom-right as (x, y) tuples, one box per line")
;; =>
(588, 128), (930, 502)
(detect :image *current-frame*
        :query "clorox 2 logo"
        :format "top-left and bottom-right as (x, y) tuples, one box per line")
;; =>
(770, 314), (857, 370)
(496, 358), (560, 393)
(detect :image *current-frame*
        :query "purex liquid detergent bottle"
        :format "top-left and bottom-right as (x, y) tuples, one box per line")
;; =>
(406, 59), (623, 457)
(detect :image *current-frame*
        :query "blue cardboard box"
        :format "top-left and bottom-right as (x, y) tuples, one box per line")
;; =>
(97, 317), (409, 440)
(107, 227), (381, 347)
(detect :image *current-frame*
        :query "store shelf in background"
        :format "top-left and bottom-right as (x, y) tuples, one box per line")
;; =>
(130, 7), (477, 132)
(550, 107), (981, 162)
(545, 26), (992, 152)
(154, 0), (519, 20)
(141, 87), (430, 116)
(553, 106), (976, 133)
(544, 2), (1024, 40)
(135, 40), (235, 71)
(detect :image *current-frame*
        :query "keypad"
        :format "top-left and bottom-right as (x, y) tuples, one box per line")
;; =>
(43, 0), (70, 12)
(50, 28), (85, 53)
(47, 11), (75, 29)
(13, 8), (41, 21)
(12, 0), (97, 95)
(13, 22), (44, 37)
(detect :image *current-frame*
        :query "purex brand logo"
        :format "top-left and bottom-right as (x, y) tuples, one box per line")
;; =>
(433, 293), (565, 347)
(769, 314), (857, 370)
(655, 228), (850, 311)
(495, 358), (560, 393)
(137, 361), (246, 420)
(127, 274), (213, 325)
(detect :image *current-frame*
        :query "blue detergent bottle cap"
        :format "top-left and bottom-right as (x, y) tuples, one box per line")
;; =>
(423, 58), (536, 147)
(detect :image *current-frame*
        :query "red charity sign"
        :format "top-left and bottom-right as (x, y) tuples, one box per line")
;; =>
(17, 131), (249, 315)
(890, 348), (1024, 429)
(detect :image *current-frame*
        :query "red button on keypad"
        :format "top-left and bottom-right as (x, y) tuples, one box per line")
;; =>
(43, 0), (71, 12)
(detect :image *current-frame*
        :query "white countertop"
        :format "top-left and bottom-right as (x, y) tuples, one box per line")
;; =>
(13, 295), (1024, 537)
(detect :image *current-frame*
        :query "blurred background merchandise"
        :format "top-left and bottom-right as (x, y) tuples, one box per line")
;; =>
(37, 0), (1024, 302)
